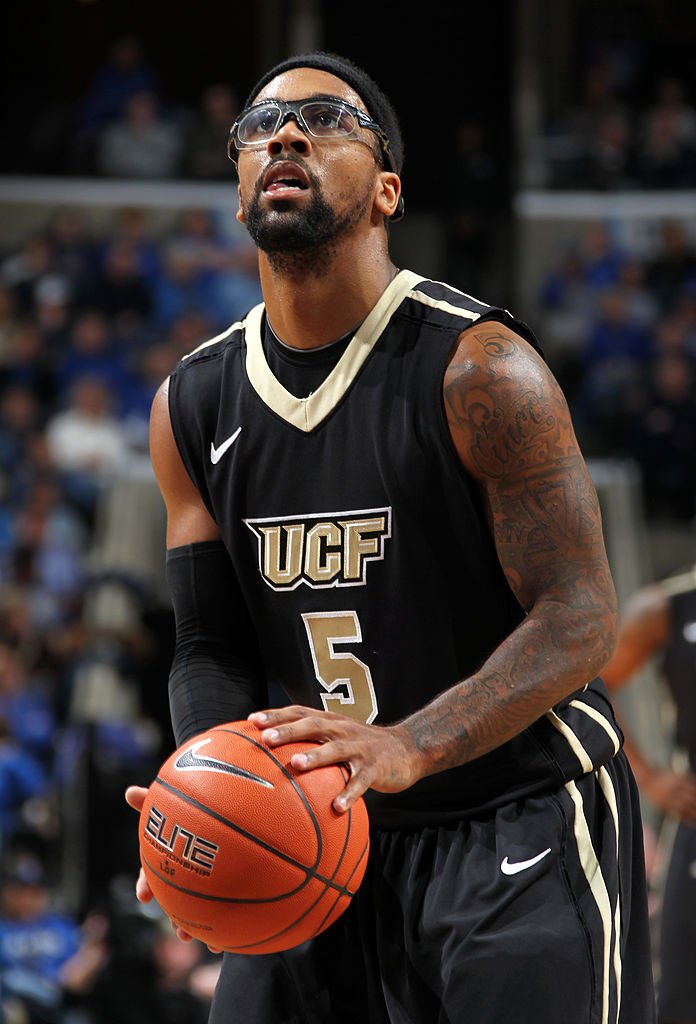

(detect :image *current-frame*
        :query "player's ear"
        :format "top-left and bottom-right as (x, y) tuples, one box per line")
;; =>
(236, 183), (245, 224)
(373, 172), (401, 223)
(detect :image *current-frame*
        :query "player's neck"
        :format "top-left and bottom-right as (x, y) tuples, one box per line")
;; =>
(258, 242), (397, 351)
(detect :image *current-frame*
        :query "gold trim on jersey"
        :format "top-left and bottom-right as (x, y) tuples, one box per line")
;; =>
(243, 269), (424, 431)
(180, 321), (242, 361)
(405, 289), (481, 322)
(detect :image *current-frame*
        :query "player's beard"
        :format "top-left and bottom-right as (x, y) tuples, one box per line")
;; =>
(244, 167), (373, 275)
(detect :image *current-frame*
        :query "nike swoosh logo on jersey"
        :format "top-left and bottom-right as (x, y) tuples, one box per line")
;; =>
(174, 739), (273, 788)
(210, 426), (242, 464)
(500, 847), (551, 875)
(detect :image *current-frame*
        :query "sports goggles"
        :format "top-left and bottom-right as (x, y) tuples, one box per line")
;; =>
(228, 96), (398, 174)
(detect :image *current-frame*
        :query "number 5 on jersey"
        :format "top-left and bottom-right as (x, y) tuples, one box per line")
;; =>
(302, 611), (378, 724)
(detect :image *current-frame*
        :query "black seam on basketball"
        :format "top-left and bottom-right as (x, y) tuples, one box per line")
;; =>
(148, 776), (356, 898)
(220, 877), (350, 953)
(209, 734), (363, 897)
(211, 726), (326, 868)
(141, 846), (311, 903)
(152, 774), (320, 875)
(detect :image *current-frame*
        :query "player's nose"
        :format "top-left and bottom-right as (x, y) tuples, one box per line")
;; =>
(266, 116), (312, 159)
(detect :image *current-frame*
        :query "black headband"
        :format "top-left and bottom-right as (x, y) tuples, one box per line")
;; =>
(243, 51), (405, 178)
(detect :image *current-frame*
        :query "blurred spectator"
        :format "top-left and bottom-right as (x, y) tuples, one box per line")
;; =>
(80, 36), (160, 135)
(154, 208), (260, 328)
(151, 247), (221, 333)
(161, 209), (229, 281)
(103, 208), (161, 289)
(635, 76), (696, 189)
(0, 287), (19, 366)
(182, 83), (239, 181)
(0, 387), (43, 483)
(0, 718), (47, 839)
(543, 58), (633, 189)
(573, 221), (626, 288)
(33, 276), (73, 358)
(97, 91), (184, 180)
(571, 286), (654, 453)
(69, 35), (161, 175)
(537, 244), (599, 394)
(576, 110), (637, 191)
(54, 312), (127, 402)
(45, 377), (131, 524)
(645, 220), (696, 313)
(0, 320), (57, 408)
(1, 234), (57, 318)
(615, 258), (661, 331)
(0, 852), (108, 1024)
(10, 479), (88, 626)
(90, 241), (152, 327)
(47, 210), (99, 303)
(558, 58), (630, 150)
(583, 286), (654, 371)
(621, 351), (696, 522)
(0, 645), (55, 768)
(119, 342), (178, 451)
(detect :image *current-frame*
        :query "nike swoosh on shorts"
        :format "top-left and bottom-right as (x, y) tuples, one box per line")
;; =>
(500, 847), (552, 875)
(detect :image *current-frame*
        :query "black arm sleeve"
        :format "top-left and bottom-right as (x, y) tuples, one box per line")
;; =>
(166, 541), (268, 746)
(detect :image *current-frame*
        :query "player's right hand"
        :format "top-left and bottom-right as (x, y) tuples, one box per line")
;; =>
(124, 784), (196, 944)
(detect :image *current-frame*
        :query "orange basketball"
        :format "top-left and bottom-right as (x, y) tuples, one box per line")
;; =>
(138, 720), (370, 954)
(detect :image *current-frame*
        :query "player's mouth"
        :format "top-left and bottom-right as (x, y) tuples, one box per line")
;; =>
(262, 161), (310, 199)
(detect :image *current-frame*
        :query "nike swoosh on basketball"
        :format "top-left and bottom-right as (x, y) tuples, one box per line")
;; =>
(500, 847), (551, 875)
(174, 739), (273, 788)
(210, 426), (242, 464)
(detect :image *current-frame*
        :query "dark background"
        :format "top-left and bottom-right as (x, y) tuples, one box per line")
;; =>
(0, 0), (516, 210)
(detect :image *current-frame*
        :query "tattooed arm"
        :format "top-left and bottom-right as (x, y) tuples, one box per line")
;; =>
(249, 321), (618, 809)
(397, 321), (618, 775)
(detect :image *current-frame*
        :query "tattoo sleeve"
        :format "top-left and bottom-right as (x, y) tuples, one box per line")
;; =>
(401, 324), (618, 776)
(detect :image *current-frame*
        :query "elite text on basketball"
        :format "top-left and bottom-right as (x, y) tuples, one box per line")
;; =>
(144, 804), (219, 874)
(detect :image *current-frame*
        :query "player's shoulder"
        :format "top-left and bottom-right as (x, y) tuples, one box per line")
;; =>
(174, 308), (257, 372)
(402, 273), (543, 357)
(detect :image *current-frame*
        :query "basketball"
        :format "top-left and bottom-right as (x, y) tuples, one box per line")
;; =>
(138, 720), (370, 954)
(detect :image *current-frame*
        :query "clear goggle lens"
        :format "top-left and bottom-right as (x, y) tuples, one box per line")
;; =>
(236, 100), (361, 146)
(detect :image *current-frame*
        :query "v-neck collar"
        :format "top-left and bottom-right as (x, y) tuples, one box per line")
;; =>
(243, 269), (424, 431)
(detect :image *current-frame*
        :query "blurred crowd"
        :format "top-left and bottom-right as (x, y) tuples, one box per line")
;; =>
(537, 217), (696, 524)
(541, 44), (696, 192)
(13, 35), (240, 183)
(0, 201), (261, 1021)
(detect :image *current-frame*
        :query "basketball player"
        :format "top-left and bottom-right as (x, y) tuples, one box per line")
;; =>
(602, 566), (696, 1024)
(127, 52), (656, 1022)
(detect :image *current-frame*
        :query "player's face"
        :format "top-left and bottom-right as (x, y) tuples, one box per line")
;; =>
(235, 68), (381, 259)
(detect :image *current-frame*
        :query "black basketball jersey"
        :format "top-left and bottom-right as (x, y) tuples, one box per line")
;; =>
(661, 586), (696, 761)
(168, 269), (622, 828)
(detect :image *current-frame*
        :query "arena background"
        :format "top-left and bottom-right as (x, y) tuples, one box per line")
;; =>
(0, 0), (694, 1018)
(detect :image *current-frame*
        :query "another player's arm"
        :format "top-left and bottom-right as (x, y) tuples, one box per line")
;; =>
(396, 321), (618, 775)
(603, 584), (696, 821)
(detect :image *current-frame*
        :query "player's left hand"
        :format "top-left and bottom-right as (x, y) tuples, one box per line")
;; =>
(248, 706), (422, 812)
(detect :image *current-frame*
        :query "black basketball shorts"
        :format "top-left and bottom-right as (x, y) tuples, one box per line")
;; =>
(209, 751), (655, 1023)
(658, 819), (696, 1022)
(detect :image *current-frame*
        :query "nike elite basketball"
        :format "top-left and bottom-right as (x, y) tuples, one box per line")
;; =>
(138, 720), (370, 954)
